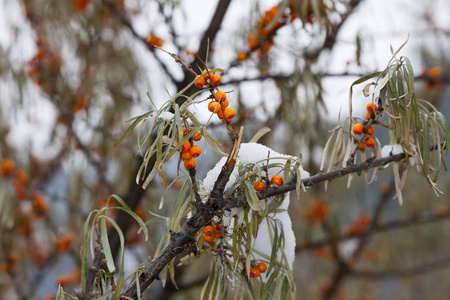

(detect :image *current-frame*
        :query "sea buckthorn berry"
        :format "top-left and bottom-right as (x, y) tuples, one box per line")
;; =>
(181, 151), (193, 160)
(190, 145), (202, 157)
(217, 108), (225, 119)
(183, 128), (188, 136)
(215, 91), (227, 102)
(203, 225), (213, 236)
(221, 118), (233, 124)
(248, 34), (258, 49)
(352, 123), (364, 135)
(257, 262), (267, 273)
(365, 112), (371, 120)
(193, 130), (202, 141)
(208, 101), (221, 113)
(184, 158), (196, 169)
(366, 125), (375, 135)
(358, 141), (366, 151)
(0, 159), (15, 177)
(365, 136), (376, 147)
(214, 225), (221, 238)
(429, 66), (441, 77)
(254, 181), (265, 191)
(223, 107), (236, 120)
(271, 175), (283, 186)
(202, 69), (212, 81)
(237, 51), (248, 61)
(250, 267), (260, 278)
(211, 74), (222, 86)
(195, 76), (205, 88)
(182, 141), (191, 152)
(203, 233), (214, 243)
(220, 98), (229, 109)
(366, 103), (377, 112)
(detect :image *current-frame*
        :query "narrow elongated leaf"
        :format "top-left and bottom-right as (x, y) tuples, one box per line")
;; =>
(249, 127), (271, 143)
(114, 112), (152, 146)
(100, 217), (116, 273)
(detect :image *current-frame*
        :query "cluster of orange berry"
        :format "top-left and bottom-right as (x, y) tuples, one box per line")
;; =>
(237, 5), (285, 61)
(237, 2), (327, 61)
(27, 36), (61, 94)
(254, 175), (283, 191)
(181, 128), (202, 170)
(249, 261), (268, 278)
(0, 159), (49, 223)
(194, 70), (236, 124)
(202, 224), (222, 243)
(352, 103), (378, 151)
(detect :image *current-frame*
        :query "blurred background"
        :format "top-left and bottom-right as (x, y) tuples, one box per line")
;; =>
(0, 0), (449, 299)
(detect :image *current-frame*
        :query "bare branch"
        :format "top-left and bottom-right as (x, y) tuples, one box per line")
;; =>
(350, 256), (450, 279)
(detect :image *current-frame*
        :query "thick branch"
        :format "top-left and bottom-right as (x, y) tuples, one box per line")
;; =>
(121, 126), (243, 299)
(225, 152), (407, 210)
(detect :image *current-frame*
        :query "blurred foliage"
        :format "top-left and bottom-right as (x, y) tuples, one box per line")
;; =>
(0, 0), (449, 299)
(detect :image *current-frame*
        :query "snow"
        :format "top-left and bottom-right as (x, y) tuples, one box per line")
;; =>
(201, 143), (309, 279)
(158, 111), (174, 121)
(202, 143), (310, 192)
(381, 144), (404, 158)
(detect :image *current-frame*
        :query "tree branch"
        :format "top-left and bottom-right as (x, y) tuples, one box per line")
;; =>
(121, 126), (243, 299)
(350, 256), (450, 279)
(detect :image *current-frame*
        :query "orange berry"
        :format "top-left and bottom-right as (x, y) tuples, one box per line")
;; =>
(208, 101), (221, 112)
(237, 51), (248, 61)
(366, 103), (377, 112)
(181, 151), (193, 160)
(365, 136), (376, 147)
(215, 91), (227, 102)
(146, 34), (164, 48)
(33, 192), (49, 213)
(203, 233), (214, 243)
(184, 158), (196, 169)
(216, 108), (225, 119)
(203, 225), (213, 236)
(250, 267), (260, 278)
(429, 66), (441, 77)
(182, 141), (191, 152)
(366, 125), (375, 135)
(221, 118), (233, 124)
(271, 175), (283, 186)
(183, 128), (188, 136)
(195, 76), (205, 88)
(202, 69), (212, 81)
(214, 228), (221, 239)
(57, 234), (74, 253)
(220, 98), (229, 108)
(0, 159), (15, 177)
(189, 145), (202, 157)
(254, 181), (265, 191)
(365, 112), (371, 120)
(358, 142), (366, 151)
(211, 74), (222, 86)
(15, 169), (29, 184)
(192, 130), (202, 141)
(257, 262), (267, 273)
(248, 34), (258, 49)
(73, 0), (91, 11)
(223, 107), (236, 120)
(352, 124), (364, 135)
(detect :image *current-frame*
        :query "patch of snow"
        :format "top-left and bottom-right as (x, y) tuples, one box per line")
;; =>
(381, 144), (403, 158)
(159, 111), (174, 121)
(201, 143), (309, 279)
